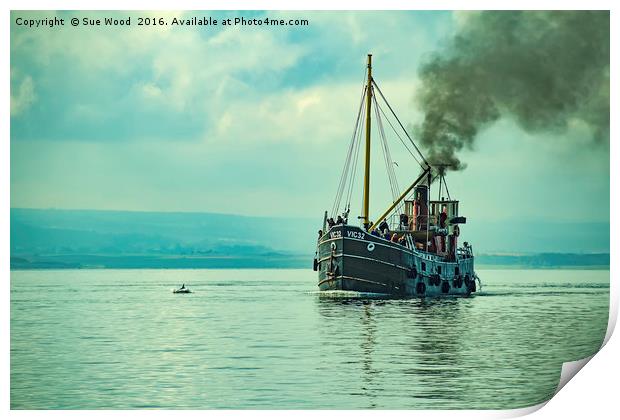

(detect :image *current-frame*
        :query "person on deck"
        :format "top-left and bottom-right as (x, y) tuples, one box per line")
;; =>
(412, 192), (421, 230)
(379, 220), (389, 233)
(439, 206), (448, 254)
(440, 205), (448, 229)
(336, 215), (343, 225)
(399, 213), (409, 230)
(435, 235), (444, 255)
(448, 233), (457, 261)
(327, 218), (335, 229)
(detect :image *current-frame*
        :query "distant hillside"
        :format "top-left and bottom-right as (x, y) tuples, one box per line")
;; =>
(476, 253), (609, 269)
(11, 208), (317, 269)
(11, 207), (316, 253)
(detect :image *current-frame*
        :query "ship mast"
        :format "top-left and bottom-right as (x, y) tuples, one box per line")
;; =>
(362, 54), (372, 229)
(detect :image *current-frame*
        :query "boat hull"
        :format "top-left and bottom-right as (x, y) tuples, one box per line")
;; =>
(316, 225), (476, 297)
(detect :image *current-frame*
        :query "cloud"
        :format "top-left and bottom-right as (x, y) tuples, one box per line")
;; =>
(10, 10), (449, 143)
(205, 77), (423, 148)
(10, 74), (36, 116)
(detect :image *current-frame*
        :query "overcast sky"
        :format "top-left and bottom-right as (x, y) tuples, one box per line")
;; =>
(11, 10), (609, 230)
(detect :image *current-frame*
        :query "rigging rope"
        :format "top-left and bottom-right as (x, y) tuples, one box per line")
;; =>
(443, 175), (452, 200)
(345, 100), (365, 211)
(372, 79), (429, 167)
(373, 92), (400, 203)
(331, 70), (367, 218)
(375, 100), (420, 166)
(430, 172), (451, 201)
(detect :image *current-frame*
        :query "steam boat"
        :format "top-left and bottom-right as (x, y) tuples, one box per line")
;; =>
(313, 55), (480, 297)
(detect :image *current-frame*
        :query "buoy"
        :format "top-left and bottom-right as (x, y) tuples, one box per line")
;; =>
(441, 281), (450, 294)
(416, 281), (426, 295)
(464, 274), (476, 292)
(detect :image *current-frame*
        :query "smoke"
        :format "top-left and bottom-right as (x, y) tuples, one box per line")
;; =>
(415, 11), (610, 171)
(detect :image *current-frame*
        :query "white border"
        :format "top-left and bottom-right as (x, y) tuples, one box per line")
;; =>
(3, 1), (617, 419)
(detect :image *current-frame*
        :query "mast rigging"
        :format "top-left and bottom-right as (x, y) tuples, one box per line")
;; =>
(361, 54), (373, 229)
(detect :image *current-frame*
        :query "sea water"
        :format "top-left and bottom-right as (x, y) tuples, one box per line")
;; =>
(10, 268), (609, 409)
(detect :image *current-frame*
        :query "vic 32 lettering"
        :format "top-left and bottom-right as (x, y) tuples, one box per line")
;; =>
(346, 231), (366, 240)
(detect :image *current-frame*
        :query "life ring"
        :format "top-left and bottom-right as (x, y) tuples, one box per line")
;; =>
(416, 281), (426, 295)
(441, 281), (450, 294)
(330, 242), (337, 251)
(464, 274), (475, 292)
(408, 266), (418, 279)
(367, 242), (375, 252)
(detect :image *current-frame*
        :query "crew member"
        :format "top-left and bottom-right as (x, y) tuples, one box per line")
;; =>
(437, 205), (448, 254)
(412, 192), (421, 230)
(439, 205), (448, 229)
(399, 213), (409, 230)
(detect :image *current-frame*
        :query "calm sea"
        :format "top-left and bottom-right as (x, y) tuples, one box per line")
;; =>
(10, 268), (608, 409)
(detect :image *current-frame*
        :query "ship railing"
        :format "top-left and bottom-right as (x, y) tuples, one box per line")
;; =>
(456, 243), (474, 259)
(386, 214), (439, 231)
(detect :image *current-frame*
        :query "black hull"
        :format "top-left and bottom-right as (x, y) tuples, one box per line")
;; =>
(316, 225), (476, 297)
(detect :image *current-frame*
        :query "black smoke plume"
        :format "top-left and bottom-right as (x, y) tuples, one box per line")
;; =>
(415, 11), (610, 171)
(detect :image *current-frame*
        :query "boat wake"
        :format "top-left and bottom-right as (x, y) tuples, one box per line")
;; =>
(306, 290), (390, 299)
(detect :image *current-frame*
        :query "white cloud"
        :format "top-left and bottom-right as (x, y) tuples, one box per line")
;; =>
(205, 77), (422, 148)
(10, 74), (36, 116)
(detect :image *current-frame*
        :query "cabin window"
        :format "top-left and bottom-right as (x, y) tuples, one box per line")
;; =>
(437, 265), (442, 275)
(455, 266), (460, 276)
(421, 262), (426, 272)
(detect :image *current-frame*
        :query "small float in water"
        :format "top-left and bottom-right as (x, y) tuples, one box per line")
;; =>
(173, 284), (192, 294)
